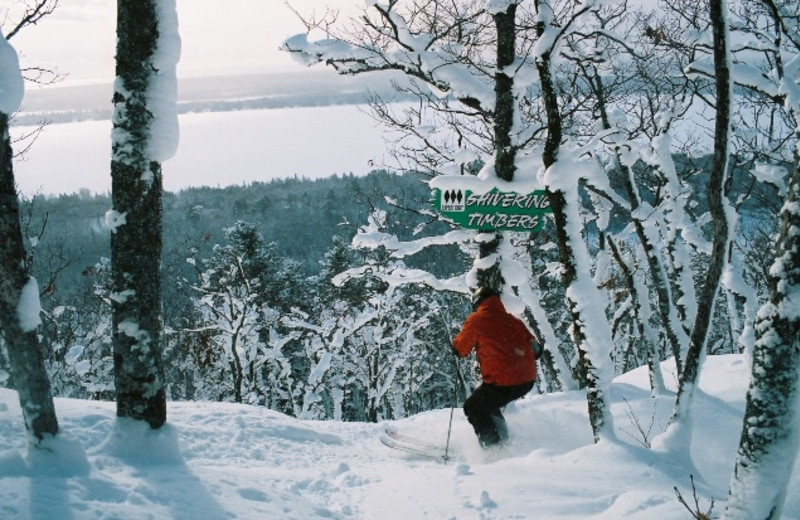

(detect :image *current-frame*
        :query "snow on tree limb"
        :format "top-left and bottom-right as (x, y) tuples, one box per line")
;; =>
(148, 0), (181, 163)
(0, 34), (24, 115)
(15, 276), (42, 333)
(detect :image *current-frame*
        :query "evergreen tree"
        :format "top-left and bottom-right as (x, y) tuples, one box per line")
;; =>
(184, 222), (303, 408)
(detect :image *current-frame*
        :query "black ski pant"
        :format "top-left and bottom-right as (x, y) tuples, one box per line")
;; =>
(463, 381), (534, 447)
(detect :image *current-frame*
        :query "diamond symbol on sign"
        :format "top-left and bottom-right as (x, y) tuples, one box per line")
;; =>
(440, 189), (465, 212)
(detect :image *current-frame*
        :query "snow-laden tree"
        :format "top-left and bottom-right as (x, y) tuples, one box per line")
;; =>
(284, 0), (527, 292)
(722, 0), (800, 516)
(283, 0), (623, 441)
(284, 236), (372, 420)
(725, 141), (800, 519)
(110, 0), (179, 428)
(44, 258), (115, 400)
(183, 222), (300, 406)
(0, 32), (59, 441)
(649, 0), (737, 453)
(338, 283), (435, 422)
(287, 225), (467, 422)
(528, 0), (632, 441)
(281, 0), (799, 447)
(560, 3), (696, 395)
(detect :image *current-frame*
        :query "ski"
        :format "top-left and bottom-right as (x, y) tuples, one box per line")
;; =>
(379, 426), (454, 461)
(384, 426), (446, 450)
(380, 433), (451, 461)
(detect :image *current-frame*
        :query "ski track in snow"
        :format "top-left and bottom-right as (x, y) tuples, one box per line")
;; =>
(0, 355), (798, 520)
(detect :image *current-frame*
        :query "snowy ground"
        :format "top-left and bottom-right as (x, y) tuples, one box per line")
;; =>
(1, 354), (795, 520)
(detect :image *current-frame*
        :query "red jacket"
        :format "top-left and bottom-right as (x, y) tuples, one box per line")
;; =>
(453, 295), (537, 386)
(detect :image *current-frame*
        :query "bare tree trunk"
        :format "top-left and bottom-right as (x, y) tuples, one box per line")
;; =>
(664, 0), (733, 445)
(723, 130), (800, 520)
(535, 4), (613, 442)
(230, 336), (243, 404)
(618, 159), (687, 371)
(110, 0), (168, 428)
(475, 4), (518, 293)
(493, 3), (517, 184)
(606, 236), (666, 395)
(0, 111), (59, 441)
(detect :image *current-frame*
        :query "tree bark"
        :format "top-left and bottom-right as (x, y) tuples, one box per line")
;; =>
(668, 0), (733, 433)
(606, 236), (666, 395)
(493, 3), (517, 183)
(110, 0), (167, 428)
(0, 112), (59, 441)
(723, 131), (800, 520)
(473, 4), (519, 292)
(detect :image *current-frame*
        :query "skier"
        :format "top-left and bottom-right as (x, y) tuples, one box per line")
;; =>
(453, 287), (539, 448)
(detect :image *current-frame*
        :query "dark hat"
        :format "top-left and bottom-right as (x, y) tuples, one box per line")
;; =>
(470, 286), (498, 309)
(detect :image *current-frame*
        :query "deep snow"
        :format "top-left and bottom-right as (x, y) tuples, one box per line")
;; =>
(1, 354), (796, 520)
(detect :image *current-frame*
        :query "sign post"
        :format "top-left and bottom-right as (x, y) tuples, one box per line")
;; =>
(432, 186), (552, 232)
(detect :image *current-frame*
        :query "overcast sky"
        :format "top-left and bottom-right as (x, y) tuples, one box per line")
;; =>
(9, 0), (363, 85)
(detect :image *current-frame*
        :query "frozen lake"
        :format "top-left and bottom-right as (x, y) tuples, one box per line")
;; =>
(10, 70), (721, 197)
(11, 72), (410, 197)
(13, 103), (391, 196)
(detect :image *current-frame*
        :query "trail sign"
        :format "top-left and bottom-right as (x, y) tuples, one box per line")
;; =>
(433, 187), (552, 232)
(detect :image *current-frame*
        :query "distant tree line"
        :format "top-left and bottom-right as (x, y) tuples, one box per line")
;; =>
(5, 171), (477, 421)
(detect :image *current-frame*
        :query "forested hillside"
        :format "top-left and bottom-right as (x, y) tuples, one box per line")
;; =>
(7, 170), (474, 421)
(22, 169), (459, 290)
(5, 162), (778, 424)
(3, 0), (799, 516)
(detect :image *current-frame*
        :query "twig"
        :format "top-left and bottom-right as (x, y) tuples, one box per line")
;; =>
(674, 475), (715, 520)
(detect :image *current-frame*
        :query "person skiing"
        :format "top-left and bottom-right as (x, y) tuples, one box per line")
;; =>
(453, 287), (539, 448)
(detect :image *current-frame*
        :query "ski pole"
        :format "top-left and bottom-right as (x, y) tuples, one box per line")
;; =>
(438, 304), (469, 462)
(445, 344), (466, 461)
(445, 399), (455, 461)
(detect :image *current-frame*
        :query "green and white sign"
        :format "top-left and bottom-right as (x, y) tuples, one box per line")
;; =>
(433, 187), (552, 232)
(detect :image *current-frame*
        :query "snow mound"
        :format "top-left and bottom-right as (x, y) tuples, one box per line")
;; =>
(0, 354), (797, 519)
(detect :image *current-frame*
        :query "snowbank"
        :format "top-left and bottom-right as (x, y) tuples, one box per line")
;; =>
(0, 354), (797, 519)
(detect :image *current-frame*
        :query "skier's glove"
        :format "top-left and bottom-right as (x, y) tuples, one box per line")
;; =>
(531, 338), (544, 358)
